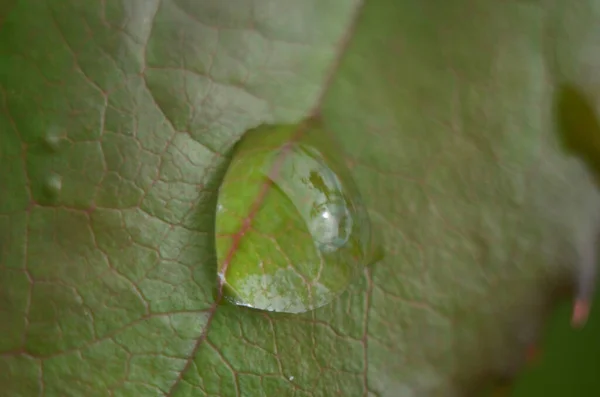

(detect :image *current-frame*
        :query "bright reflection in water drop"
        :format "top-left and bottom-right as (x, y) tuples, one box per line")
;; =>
(272, 143), (356, 254)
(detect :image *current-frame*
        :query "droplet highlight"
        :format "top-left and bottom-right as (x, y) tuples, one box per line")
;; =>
(215, 119), (372, 313)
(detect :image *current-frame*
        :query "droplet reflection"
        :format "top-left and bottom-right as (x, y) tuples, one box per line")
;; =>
(273, 143), (355, 254)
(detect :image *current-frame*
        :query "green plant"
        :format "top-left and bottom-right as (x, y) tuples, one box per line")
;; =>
(1, 1), (599, 396)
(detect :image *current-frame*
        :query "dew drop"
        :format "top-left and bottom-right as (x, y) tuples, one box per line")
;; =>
(215, 119), (372, 313)
(43, 133), (63, 153)
(44, 174), (62, 197)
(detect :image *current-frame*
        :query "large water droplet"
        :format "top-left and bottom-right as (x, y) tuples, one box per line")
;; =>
(215, 119), (372, 313)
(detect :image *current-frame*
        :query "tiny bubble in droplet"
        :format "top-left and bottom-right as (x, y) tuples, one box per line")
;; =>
(44, 174), (62, 197)
(217, 272), (226, 284)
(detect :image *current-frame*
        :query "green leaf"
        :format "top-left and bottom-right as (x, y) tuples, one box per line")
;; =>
(2, 0), (600, 396)
(215, 120), (372, 313)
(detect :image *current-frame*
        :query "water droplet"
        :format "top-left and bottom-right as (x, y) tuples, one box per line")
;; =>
(44, 174), (62, 197)
(43, 133), (63, 153)
(289, 376), (294, 381)
(215, 119), (372, 313)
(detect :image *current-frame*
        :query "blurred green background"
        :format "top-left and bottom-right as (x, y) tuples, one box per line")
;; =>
(510, 290), (600, 396)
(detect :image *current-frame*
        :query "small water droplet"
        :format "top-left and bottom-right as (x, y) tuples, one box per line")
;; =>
(43, 133), (63, 153)
(215, 119), (372, 313)
(289, 376), (294, 381)
(44, 174), (62, 197)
